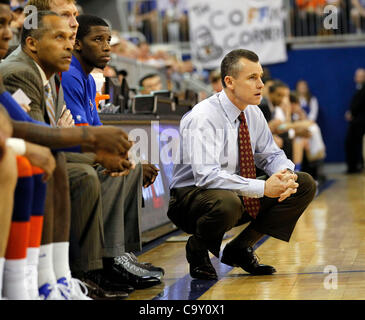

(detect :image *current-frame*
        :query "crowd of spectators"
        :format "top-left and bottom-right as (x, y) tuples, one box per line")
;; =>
(123, 0), (365, 41)
(292, 0), (365, 36)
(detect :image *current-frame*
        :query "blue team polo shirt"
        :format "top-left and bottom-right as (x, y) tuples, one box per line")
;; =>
(61, 55), (103, 127)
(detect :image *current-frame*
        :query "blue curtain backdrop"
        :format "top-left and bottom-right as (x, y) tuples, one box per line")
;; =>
(266, 46), (365, 163)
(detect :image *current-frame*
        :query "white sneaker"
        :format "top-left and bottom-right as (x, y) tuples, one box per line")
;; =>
(68, 278), (92, 300)
(57, 277), (92, 300)
(38, 282), (69, 300)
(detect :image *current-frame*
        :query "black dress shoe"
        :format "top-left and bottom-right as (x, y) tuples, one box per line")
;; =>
(186, 236), (218, 280)
(81, 270), (129, 300)
(103, 258), (161, 290)
(84, 269), (134, 293)
(221, 245), (276, 275)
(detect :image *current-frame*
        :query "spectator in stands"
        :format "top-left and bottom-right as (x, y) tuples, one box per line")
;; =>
(62, 13), (164, 292)
(209, 70), (223, 93)
(137, 41), (165, 68)
(289, 92), (326, 178)
(117, 69), (128, 87)
(345, 67), (365, 173)
(351, 0), (365, 33)
(139, 73), (163, 94)
(295, 0), (326, 36)
(110, 32), (140, 59)
(295, 79), (319, 122)
(158, 0), (189, 42)
(103, 64), (117, 78)
(129, 0), (158, 43)
(258, 80), (294, 160)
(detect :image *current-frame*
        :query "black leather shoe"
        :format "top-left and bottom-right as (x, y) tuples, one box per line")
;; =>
(81, 270), (129, 299)
(104, 258), (161, 290)
(186, 236), (218, 280)
(221, 245), (276, 275)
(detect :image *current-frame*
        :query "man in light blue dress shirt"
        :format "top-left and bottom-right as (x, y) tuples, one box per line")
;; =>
(167, 49), (317, 280)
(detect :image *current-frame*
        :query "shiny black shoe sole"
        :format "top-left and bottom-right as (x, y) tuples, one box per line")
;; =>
(83, 279), (129, 300)
(107, 265), (161, 290)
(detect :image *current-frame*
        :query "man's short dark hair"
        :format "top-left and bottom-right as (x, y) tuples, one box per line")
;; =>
(20, 10), (59, 47)
(139, 73), (159, 88)
(220, 49), (259, 88)
(117, 69), (128, 77)
(76, 14), (109, 41)
(289, 92), (299, 104)
(268, 80), (288, 94)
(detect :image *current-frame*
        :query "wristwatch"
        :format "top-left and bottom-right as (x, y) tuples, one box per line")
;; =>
(286, 168), (295, 174)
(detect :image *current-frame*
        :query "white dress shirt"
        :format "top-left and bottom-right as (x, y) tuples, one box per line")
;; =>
(170, 90), (294, 198)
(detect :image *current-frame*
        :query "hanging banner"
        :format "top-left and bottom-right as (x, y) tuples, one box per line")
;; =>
(187, 0), (287, 69)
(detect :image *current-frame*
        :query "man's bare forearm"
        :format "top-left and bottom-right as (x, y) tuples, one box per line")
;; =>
(12, 120), (95, 150)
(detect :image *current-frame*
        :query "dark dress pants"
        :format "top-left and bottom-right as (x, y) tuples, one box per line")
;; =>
(345, 121), (365, 172)
(167, 172), (316, 257)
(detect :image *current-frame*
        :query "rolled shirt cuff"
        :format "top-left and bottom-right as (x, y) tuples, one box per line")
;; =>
(238, 178), (266, 198)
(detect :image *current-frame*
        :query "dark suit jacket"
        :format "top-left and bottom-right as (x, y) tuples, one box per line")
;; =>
(349, 84), (365, 125)
(0, 46), (65, 125)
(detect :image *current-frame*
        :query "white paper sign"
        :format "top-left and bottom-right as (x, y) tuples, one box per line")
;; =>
(187, 0), (288, 69)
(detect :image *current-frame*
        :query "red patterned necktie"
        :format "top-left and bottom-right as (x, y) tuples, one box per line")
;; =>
(238, 112), (260, 219)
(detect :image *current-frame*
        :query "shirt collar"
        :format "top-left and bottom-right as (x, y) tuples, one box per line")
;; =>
(34, 62), (49, 86)
(71, 55), (88, 79)
(218, 89), (243, 124)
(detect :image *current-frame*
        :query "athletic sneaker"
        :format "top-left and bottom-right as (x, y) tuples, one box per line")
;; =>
(114, 254), (164, 279)
(127, 253), (165, 275)
(38, 282), (69, 300)
(57, 277), (92, 300)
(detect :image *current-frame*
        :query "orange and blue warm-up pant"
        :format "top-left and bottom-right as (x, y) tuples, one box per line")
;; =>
(5, 156), (47, 261)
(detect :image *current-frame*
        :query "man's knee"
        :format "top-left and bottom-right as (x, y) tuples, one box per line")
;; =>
(125, 162), (142, 187)
(69, 164), (101, 200)
(296, 171), (317, 201)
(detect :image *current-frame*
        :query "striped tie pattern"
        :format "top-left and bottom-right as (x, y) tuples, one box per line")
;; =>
(238, 112), (260, 219)
(44, 83), (56, 127)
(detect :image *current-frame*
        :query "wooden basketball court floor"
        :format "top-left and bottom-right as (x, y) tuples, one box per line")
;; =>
(129, 165), (365, 300)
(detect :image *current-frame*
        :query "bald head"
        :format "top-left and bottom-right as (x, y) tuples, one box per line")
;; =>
(354, 68), (365, 85)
